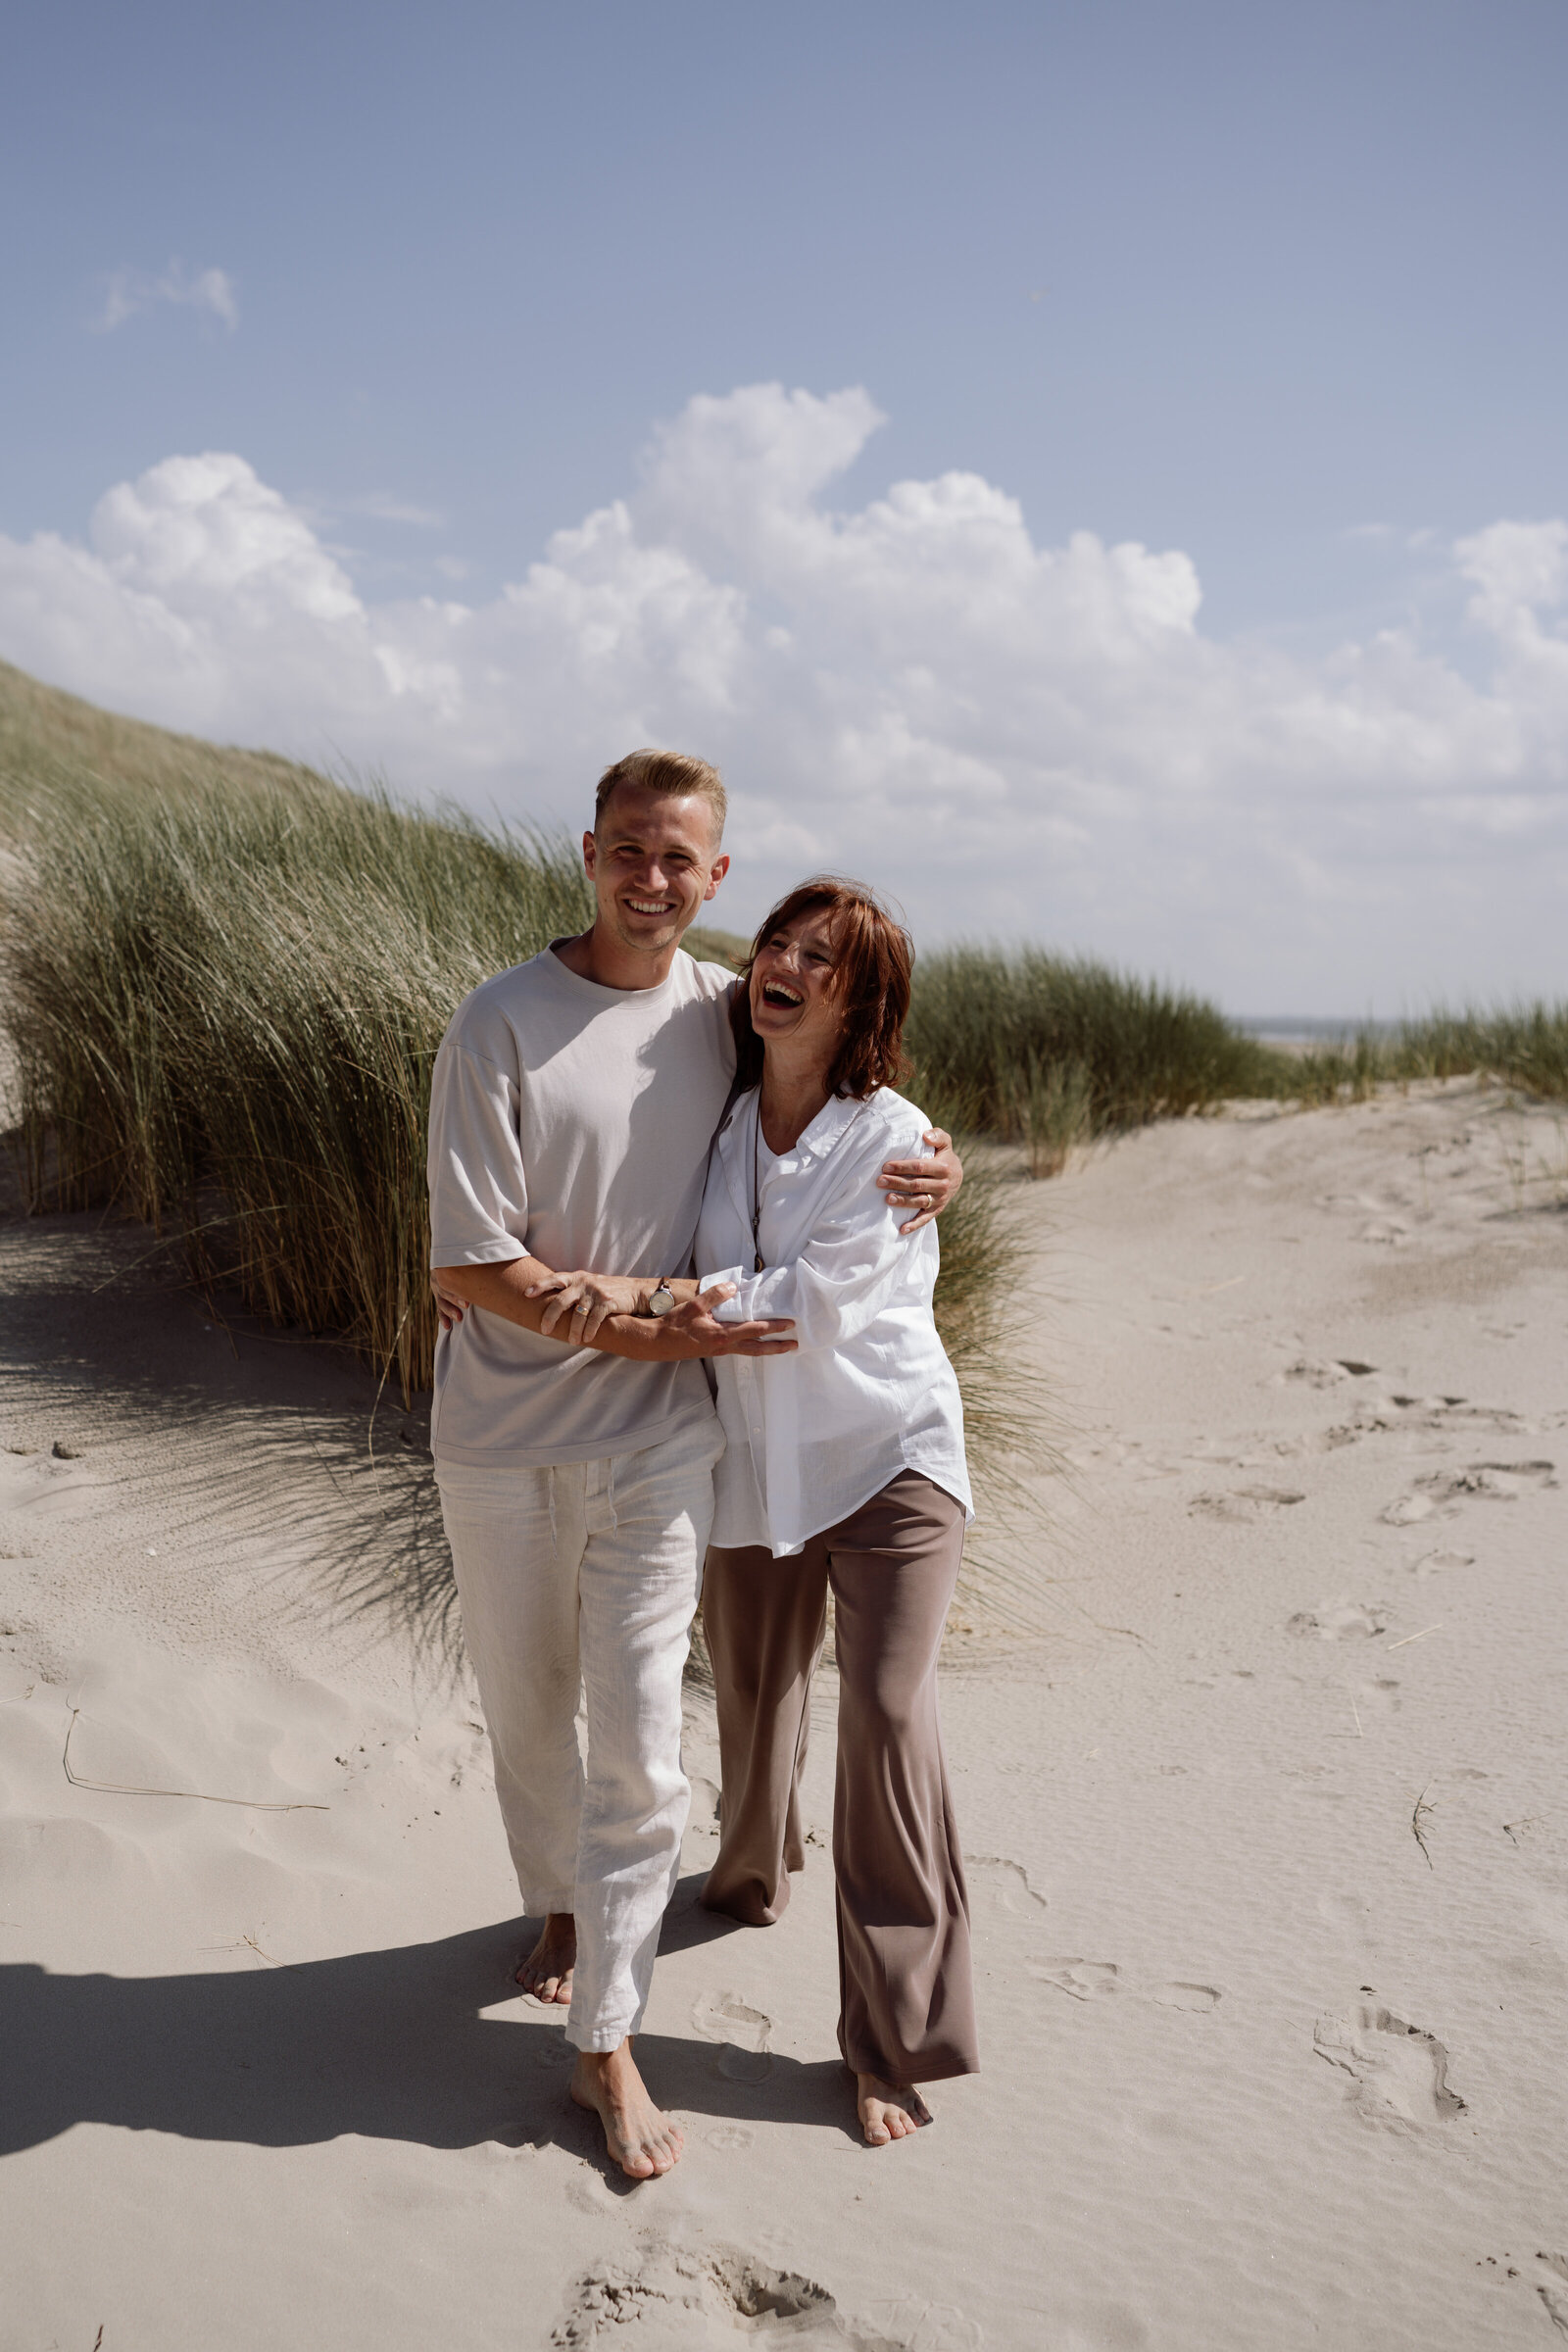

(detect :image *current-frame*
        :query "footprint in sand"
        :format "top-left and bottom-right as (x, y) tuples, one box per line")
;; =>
(691, 1990), (773, 2082)
(967, 1855), (1050, 1920)
(1348, 1677), (1401, 1716)
(553, 2244), (836, 2345)
(1276, 1357), (1378, 1389)
(1313, 2002), (1465, 2129)
(1035, 1959), (1121, 2001)
(1386, 1459), (1556, 1523)
(1286, 1600), (1389, 1640)
(1032, 1959), (1221, 2015)
(1189, 1486), (1305, 1522)
(552, 2246), (979, 2350)
(1150, 1982), (1222, 2013)
(1408, 1548), (1474, 1579)
(1451, 1459), (1557, 1496)
(1383, 1492), (1439, 1526)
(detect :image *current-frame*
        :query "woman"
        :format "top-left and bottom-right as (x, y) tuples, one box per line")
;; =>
(693, 877), (978, 2148)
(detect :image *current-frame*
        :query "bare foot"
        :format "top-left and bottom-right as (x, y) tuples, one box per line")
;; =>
(516, 1912), (575, 2004)
(570, 2040), (685, 2180)
(857, 2072), (932, 2147)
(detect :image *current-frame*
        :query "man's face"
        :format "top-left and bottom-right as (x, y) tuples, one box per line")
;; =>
(583, 788), (729, 957)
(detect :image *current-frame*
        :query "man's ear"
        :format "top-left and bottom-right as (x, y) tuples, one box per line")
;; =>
(703, 853), (731, 903)
(581, 829), (598, 878)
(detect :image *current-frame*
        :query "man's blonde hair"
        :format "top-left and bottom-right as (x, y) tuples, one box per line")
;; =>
(594, 749), (726, 839)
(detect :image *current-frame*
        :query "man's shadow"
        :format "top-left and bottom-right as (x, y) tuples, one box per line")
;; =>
(0, 1882), (849, 2165)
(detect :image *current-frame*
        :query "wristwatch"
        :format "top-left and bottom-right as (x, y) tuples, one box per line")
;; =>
(644, 1279), (677, 1318)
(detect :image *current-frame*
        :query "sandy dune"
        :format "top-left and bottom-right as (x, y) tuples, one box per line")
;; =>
(2, 1077), (1565, 2349)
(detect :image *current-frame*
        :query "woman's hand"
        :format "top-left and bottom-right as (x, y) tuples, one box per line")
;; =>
(658, 1282), (797, 1357)
(877, 1128), (963, 1234)
(525, 1270), (650, 1344)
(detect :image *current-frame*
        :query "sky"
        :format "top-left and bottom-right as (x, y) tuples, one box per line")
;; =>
(2, 0), (1566, 1014)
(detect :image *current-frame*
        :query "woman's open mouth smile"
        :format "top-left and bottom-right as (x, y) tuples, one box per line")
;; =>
(760, 980), (805, 1008)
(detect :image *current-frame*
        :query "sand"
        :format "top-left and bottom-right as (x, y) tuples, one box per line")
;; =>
(1, 1076), (1564, 2350)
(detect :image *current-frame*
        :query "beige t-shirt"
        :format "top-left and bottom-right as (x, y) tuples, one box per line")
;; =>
(427, 944), (737, 1467)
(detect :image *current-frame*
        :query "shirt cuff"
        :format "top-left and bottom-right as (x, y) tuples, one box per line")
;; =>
(698, 1266), (750, 1321)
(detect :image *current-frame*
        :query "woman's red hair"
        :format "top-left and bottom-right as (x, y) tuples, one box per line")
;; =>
(729, 876), (912, 1101)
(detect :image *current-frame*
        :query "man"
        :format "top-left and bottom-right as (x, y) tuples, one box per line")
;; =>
(428, 749), (960, 2180)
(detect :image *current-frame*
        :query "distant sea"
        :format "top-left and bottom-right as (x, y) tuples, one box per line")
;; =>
(1236, 1017), (1401, 1047)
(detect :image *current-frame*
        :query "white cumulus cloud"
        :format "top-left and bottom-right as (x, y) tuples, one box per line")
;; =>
(96, 261), (238, 334)
(2, 385), (1565, 1009)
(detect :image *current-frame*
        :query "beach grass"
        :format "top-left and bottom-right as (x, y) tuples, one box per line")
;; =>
(0, 654), (334, 825)
(904, 946), (1296, 1145)
(1, 778), (592, 1399)
(1290, 1008), (1568, 1106)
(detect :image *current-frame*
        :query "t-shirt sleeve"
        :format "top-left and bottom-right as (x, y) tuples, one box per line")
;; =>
(427, 1036), (530, 1266)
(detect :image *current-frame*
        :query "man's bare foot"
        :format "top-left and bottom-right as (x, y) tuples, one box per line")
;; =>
(857, 2072), (932, 2147)
(516, 1912), (575, 2004)
(570, 2040), (685, 2180)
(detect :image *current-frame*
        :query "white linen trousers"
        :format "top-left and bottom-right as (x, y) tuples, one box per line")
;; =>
(435, 1411), (724, 2051)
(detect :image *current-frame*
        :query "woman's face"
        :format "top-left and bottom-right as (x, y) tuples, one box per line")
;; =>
(749, 906), (844, 1063)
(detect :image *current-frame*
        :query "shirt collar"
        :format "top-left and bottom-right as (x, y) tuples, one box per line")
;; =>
(718, 1086), (874, 1171)
(793, 1092), (871, 1167)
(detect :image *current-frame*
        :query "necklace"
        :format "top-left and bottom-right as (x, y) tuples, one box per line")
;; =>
(749, 1095), (767, 1272)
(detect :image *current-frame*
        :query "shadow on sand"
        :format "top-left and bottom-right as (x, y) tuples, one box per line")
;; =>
(0, 1899), (853, 2170)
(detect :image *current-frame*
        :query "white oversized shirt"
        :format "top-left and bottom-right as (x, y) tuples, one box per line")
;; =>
(696, 1085), (972, 1557)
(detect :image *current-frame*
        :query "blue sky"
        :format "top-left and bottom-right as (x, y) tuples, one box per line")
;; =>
(3, 0), (1566, 1010)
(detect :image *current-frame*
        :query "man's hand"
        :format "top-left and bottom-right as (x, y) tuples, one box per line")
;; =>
(878, 1127), (964, 1234)
(525, 1270), (648, 1345)
(432, 1274), (467, 1334)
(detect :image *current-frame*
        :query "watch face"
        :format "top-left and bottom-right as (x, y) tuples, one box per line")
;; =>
(649, 1285), (676, 1317)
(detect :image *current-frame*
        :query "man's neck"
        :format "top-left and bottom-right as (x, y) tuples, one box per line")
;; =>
(553, 919), (684, 992)
(760, 1047), (834, 1153)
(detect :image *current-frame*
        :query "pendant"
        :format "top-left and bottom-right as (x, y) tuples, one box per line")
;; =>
(754, 1251), (764, 1272)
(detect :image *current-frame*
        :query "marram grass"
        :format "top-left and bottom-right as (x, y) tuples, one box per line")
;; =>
(1, 779), (592, 1398)
(1288, 1007), (1568, 1107)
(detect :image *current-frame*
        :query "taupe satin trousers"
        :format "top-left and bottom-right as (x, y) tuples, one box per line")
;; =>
(700, 1469), (979, 2086)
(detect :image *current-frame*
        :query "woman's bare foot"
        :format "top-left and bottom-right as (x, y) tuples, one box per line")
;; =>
(857, 2072), (932, 2146)
(516, 1912), (575, 2004)
(570, 2041), (685, 2180)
